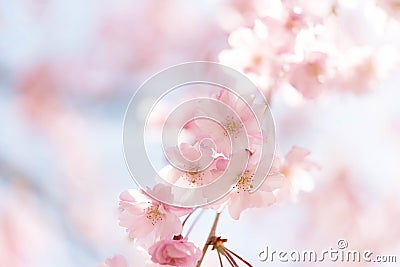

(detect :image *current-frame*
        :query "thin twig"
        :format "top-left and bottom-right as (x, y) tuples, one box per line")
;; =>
(196, 212), (221, 267)
(217, 250), (224, 267)
(182, 208), (197, 227)
(185, 209), (204, 237)
(225, 247), (253, 267)
(221, 249), (238, 267)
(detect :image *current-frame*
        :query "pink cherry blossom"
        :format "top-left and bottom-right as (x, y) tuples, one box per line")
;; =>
(164, 142), (227, 187)
(218, 5), (311, 96)
(377, 0), (400, 21)
(218, 1), (399, 100)
(218, 20), (286, 95)
(118, 185), (191, 245)
(213, 89), (266, 145)
(283, 0), (337, 19)
(286, 51), (332, 98)
(276, 146), (319, 200)
(98, 255), (128, 267)
(207, 152), (284, 220)
(149, 238), (201, 267)
(226, 165), (284, 220)
(302, 169), (400, 253)
(163, 89), (267, 190)
(162, 88), (283, 219)
(192, 89), (266, 154)
(333, 46), (398, 94)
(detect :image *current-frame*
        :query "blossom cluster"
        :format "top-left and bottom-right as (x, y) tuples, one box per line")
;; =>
(99, 0), (398, 266)
(99, 90), (317, 267)
(219, 0), (399, 99)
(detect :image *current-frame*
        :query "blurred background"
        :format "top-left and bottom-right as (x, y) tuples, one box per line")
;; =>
(1, 0), (399, 266)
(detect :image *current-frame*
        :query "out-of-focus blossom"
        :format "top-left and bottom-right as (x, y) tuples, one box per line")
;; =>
(303, 169), (400, 253)
(218, 14), (328, 99)
(0, 181), (60, 267)
(286, 51), (332, 98)
(283, 0), (337, 18)
(98, 255), (128, 267)
(148, 238), (201, 267)
(276, 146), (319, 200)
(219, 0), (400, 101)
(334, 46), (399, 94)
(218, 3), (312, 97)
(377, 0), (400, 20)
(16, 63), (59, 128)
(16, 62), (119, 247)
(219, 20), (286, 95)
(5, 1), (400, 267)
(118, 185), (191, 245)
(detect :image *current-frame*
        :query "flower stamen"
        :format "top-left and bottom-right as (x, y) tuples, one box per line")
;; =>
(234, 170), (254, 193)
(223, 115), (243, 138)
(185, 166), (205, 186)
(145, 205), (164, 225)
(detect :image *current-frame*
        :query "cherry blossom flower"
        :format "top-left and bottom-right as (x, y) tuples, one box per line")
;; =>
(164, 142), (227, 187)
(377, 0), (400, 21)
(333, 46), (399, 94)
(283, 0), (337, 19)
(118, 185), (191, 245)
(286, 51), (332, 98)
(163, 89), (268, 189)
(218, 5), (311, 96)
(226, 164), (284, 220)
(207, 153), (285, 220)
(191, 89), (267, 155)
(98, 255), (128, 267)
(219, 0), (400, 100)
(148, 237), (201, 267)
(213, 89), (266, 145)
(276, 146), (319, 200)
(218, 20), (286, 95)
(302, 169), (400, 254)
(159, 88), (282, 219)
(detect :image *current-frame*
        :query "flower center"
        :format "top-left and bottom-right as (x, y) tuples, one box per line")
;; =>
(185, 167), (205, 186)
(223, 115), (243, 137)
(234, 170), (254, 192)
(145, 205), (164, 225)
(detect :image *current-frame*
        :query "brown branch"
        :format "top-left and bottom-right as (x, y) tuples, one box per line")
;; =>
(196, 212), (221, 267)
